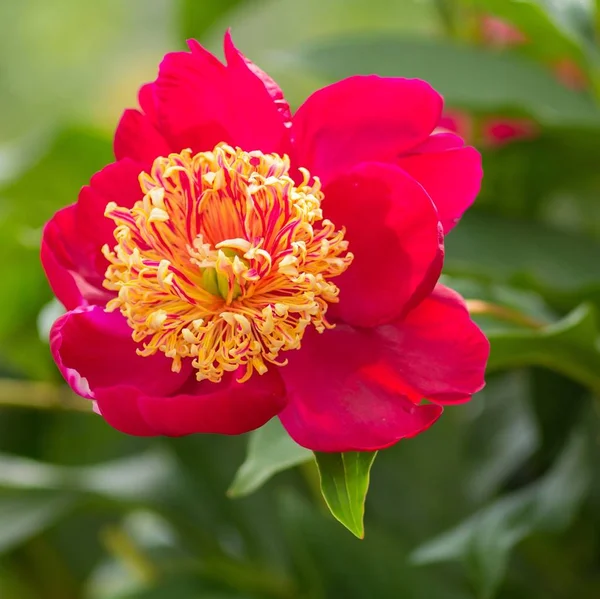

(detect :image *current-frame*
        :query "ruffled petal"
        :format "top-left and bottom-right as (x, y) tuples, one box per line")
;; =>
(324, 162), (443, 327)
(136, 368), (287, 436)
(223, 30), (292, 127)
(278, 326), (443, 452)
(114, 109), (171, 166)
(50, 306), (191, 399)
(41, 159), (145, 309)
(41, 205), (89, 310)
(375, 284), (489, 404)
(152, 36), (290, 155)
(398, 144), (482, 233)
(138, 83), (159, 122)
(292, 76), (443, 183)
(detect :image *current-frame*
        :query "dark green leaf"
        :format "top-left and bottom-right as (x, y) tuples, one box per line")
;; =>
(464, 372), (540, 502)
(0, 127), (112, 377)
(298, 36), (600, 127)
(314, 451), (377, 539)
(228, 418), (312, 498)
(0, 491), (74, 554)
(0, 449), (180, 504)
(486, 303), (600, 394)
(411, 431), (590, 599)
(445, 212), (600, 308)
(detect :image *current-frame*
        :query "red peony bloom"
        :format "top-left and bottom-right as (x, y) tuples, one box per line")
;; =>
(42, 33), (489, 452)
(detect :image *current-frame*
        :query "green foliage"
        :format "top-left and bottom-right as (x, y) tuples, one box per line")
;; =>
(297, 36), (600, 126)
(313, 452), (377, 539)
(0, 491), (75, 553)
(2, 0), (600, 597)
(486, 303), (600, 393)
(411, 431), (590, 599)
(228, 418), (312, 498)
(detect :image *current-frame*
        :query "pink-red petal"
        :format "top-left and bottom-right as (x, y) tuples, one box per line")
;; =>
(114, 109), (171, 166)
(398, 145), (482, 233)
(324, 162), (443, 327)
(41, 205), (90, 310)
(223, 30), (292, 128)
(94, 386), (159, 436)
(50, 306), (190, 399)
(293, 75), (443, 184)
(375, 284), (489, 404)
(411, 132), (465, 153)
(136, 369), (287, 436)
(279, 326), (443, 452)
(41, 159), (145, 308)
(151, 37), (290, 155)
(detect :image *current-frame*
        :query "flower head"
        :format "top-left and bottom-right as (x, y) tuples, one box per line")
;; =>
(42, 32), (489, 451)
(102, 144), (351, 383)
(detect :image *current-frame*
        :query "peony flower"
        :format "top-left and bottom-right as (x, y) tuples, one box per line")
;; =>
(42, 33), (489, 452)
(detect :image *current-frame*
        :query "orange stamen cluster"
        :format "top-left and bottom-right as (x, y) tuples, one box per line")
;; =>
(102, 143), (353, 383)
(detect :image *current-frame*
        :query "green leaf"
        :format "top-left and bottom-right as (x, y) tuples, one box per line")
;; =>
(0, 490), (74, 554)
(228, 418), (312, 497)
(464, 372), (540, 502)
(298, 36), (600, 127)
(0, 127), (112, 377)
(445, 212), (600, 308)
(0, 449), (180, 504)
(314, 451), (377, 539)
(486, 303), (600, 394)
(410, 431), (590, 599)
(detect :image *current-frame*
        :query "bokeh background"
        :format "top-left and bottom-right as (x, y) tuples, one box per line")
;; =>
(1, 0), (600, 597)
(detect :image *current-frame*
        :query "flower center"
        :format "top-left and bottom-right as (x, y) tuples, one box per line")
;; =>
(102, 143), (353, 383)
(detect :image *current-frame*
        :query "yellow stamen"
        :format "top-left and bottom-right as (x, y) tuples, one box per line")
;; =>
(102, 143), (353, 383)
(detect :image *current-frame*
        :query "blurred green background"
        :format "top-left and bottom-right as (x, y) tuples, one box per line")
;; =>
(1, 0), (600, 597)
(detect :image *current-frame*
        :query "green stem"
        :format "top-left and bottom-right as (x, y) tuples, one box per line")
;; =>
(0, 380), (92, 412)
(465, 299), (545, 329)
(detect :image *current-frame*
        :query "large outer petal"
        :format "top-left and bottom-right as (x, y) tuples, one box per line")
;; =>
(278, 326), (443, 452)
(41, 159), (145, 309)
(222, 31), (292, 128)
(134, 369), (287, 436)
(398, 136), (483, 233)
(50, 306), (190, 399)
(323, 162), (443, 327)
(292, 76), (443, 184)
(95, 369), (286, 438)
(52, 307), (286, 437)
(115, 34), (291, 160)
(375, 285), (489, 404)
(41, 205), (93, 310)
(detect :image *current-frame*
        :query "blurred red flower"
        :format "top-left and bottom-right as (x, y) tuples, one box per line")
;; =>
(441, 15), (589, 150)
(439, 111), (539, 148)
(41, 33), (489, 452)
